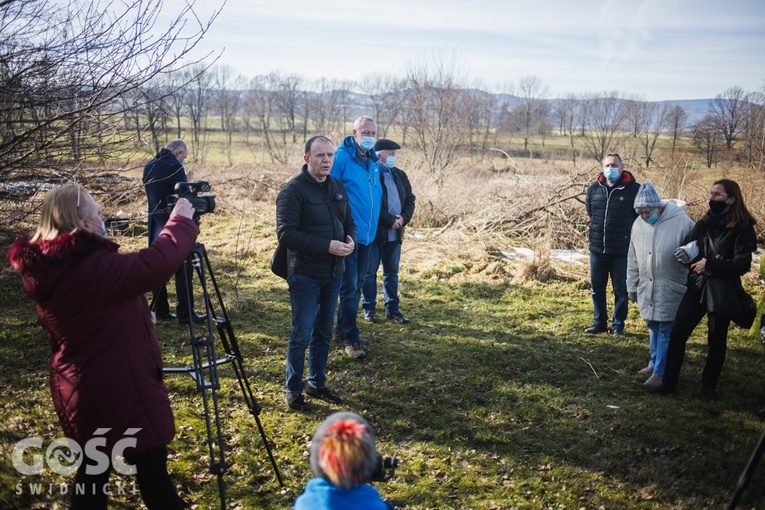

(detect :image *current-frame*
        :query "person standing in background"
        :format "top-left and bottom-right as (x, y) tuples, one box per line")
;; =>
(584, 153), (640, 338)
(362, 138), (416, 325)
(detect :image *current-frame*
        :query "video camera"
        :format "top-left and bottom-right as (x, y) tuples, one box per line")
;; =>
(167, 181), (216, 219)
(370, 453), (398, 482)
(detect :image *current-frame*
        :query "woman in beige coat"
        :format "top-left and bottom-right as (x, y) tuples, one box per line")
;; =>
(627, 183), (695, 388)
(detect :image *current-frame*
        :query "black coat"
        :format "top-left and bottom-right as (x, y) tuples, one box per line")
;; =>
(276, 165), (357, 281)
(374, 166), (416, 244)
(143, 148), (188, 243)
(683, 214), (757, 290)
(586, 170), (640, 255)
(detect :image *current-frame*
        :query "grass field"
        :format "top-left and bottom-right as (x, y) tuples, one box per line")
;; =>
(2, 203), (765, 509)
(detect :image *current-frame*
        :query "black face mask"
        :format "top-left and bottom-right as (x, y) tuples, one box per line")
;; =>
(709, 199), (728, 214)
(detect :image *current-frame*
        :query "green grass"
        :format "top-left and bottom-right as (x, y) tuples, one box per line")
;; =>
(1, 212), (765, 509)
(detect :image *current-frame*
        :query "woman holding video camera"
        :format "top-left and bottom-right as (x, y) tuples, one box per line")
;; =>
(7, 184), (197, 509)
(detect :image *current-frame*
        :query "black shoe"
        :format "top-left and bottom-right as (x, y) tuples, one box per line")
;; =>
(179, 313), (208, 325)
(363, 310), (377, 323)
(156, 312), (177, 321)
(333, 329), (344, 343)
(612, 329), (625, 339)
(757, 406), (765, 418)
(305, 386), (343, 404)
(702, 386), (718, 402)
(386, 312), (411, 325)
(285, 392), (311, 411)
(647, 383), (677, 395)
(584, 323), (608, 334)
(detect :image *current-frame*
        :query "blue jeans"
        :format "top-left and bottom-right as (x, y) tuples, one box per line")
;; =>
(286, 274), (342, 395)
(645, 320), (673, 376)
(362, 240), (402, 316)
(336, 243), (371, 344)
(589, 252), (629, 331)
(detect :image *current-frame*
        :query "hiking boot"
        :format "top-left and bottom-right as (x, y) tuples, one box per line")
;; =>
(305, 385), (343, 404)
(638, 366), (653, 375)
(612, 329), (625, 339)
(344, 342), (366, 359)
(643, 373), (663, 389)
(584, 323), (608, 334)
(386, 312), (411, 325)
(363, 310), (377, 323)
(285, 392), (310, 411)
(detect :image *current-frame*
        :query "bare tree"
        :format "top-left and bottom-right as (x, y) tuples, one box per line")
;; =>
(632, 101), (671, 168)
(740, 88), (765, 171)
(358, 73), (405, 138)
(579, 91), (632, 162)
(666, 104), (688, 155)
(213, 65), (246, 166)
(0, 0), (220, 183)
(404, 53), (473, 187)
(709, 86), (748, 150)
(512, 75), (550, 155)
(693, 114), (722, 168)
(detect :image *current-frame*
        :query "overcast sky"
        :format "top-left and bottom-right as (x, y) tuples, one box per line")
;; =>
(166, 0), (765, 102)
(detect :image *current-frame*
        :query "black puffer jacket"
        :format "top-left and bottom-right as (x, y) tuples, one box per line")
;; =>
(276, 165), (357, 281)
(586, 170), (640, 255)
(683, 213), (757, 290)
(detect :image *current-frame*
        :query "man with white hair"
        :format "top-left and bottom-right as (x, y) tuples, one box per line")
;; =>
(330, 116), (383, 359)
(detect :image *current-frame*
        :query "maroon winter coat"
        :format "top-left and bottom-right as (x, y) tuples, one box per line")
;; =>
(7, 215), (198, 456)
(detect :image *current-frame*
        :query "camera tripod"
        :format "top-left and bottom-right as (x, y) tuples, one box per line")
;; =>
(728, 425), (765, 509)
(159, 242), (283, 509)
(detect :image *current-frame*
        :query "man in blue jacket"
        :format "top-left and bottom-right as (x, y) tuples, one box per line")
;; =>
(584, 153), (640, 338)
(330, 116), (383, 359)
(143, 139), (205, 325)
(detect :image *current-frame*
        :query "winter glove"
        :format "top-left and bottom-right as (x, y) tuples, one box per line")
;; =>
(674, 241), (699, 264)
(629, 292), (638, 303)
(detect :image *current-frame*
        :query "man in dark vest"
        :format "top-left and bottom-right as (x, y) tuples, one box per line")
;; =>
(584, 153), (640, 338)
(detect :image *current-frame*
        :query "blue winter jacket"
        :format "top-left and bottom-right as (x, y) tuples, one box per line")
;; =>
(294, 478), (394, 510)
(330, 136), (382, 245)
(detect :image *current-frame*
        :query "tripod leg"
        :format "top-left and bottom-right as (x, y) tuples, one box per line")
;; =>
(728, 426), (765, 509)
(201, 247), (284, 487)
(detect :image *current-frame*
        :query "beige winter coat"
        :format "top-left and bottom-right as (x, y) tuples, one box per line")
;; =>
(626, 199), (695, 322)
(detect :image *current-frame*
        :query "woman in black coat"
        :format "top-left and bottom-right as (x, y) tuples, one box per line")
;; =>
(651, 179), (757, 401)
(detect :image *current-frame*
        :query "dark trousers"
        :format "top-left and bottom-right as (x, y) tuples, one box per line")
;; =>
(662, 288), (732, 389)
(152, 261), (194, 319)
(71, 445), (183, 510)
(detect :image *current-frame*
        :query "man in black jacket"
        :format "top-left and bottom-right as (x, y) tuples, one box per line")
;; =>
(143, 139), (204, 325)
(276, 136), (357, 411)
(362, 139), (416, 325)
(584, 153), (640, 338)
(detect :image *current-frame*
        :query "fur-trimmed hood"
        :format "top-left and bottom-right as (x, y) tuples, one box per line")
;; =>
(8, 232), (118, 302)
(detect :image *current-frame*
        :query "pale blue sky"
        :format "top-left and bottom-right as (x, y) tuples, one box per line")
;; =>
(168, 0), (765, 101)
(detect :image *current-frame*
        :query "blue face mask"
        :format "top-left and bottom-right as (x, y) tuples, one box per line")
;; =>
(603, 167), (620, 182)
(644, 213), (660, 225)
(101, 220), (108, 237)
(383, 155), (397, 169)
(359, 136), (375, 152)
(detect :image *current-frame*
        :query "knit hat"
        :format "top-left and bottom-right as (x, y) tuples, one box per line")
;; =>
(634, 182), (662, 209)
